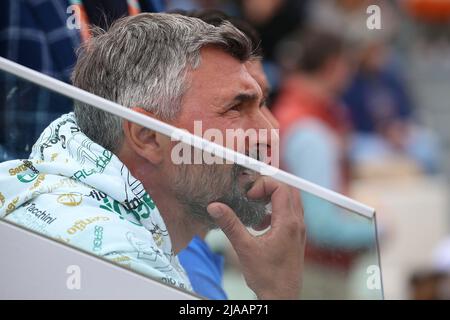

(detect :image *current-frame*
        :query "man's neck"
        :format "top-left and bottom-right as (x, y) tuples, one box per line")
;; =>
(146, 185), (209, 253)
(118, 148), (207, 254)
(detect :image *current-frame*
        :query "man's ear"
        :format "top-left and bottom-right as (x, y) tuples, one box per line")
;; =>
(122, 109), (168, 165)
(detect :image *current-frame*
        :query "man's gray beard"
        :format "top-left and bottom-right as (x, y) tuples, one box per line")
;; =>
(172, 163), (269, 230)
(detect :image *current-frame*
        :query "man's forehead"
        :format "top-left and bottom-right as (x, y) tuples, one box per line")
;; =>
(188, 47), (262, 99)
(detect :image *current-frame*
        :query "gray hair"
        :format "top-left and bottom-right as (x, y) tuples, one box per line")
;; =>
(72, 13), (252, 152)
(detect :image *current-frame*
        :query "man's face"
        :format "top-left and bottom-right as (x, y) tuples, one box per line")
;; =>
(165, 48), (278, 228)
(175, 48), (275, 153)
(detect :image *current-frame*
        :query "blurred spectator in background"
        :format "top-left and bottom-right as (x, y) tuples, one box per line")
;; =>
(0, 0), (164, 160)
(307, 0), (441, 175)
(236, 0), (308, 95)
(273, 29), (375, 251)
(308, 0), (397, 50)
(342, 39), (441, 175)
(239, 0), (307, 56)
(272, 29), (377, 298)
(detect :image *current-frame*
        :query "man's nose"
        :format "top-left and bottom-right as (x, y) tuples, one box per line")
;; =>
(251, 110), (280, 166)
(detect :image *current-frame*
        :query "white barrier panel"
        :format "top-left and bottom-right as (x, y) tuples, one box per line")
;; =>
(0, 219), (198, 300)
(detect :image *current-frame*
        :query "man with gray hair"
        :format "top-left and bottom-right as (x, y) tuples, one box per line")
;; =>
(0, 13), (305, 299)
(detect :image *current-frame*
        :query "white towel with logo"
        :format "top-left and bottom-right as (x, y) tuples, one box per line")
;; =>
(0, 113), (191, 292)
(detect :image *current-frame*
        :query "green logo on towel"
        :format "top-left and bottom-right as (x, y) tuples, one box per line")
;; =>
(17, 172), (39, 183)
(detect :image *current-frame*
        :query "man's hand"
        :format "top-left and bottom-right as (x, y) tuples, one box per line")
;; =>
(207, 176), (306, 300)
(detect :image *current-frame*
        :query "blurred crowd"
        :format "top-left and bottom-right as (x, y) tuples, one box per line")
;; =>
(2, 0), (450, 299)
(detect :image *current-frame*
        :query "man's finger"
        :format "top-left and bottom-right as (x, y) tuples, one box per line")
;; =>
(247, 177), (293, 228)
(246, 176), (278, 200)
(207, 202), (252, 249)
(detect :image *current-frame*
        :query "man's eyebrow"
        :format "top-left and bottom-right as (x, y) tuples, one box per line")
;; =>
(226, 92), (260, 107)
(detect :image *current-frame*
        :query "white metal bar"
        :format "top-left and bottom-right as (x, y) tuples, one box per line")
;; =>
(0, 57), (375, 218)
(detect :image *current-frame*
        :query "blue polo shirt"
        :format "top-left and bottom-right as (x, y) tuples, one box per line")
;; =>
(178, 236), (228, 300)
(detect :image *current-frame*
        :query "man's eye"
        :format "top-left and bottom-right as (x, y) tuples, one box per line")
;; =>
(229, 104), (242, 112)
